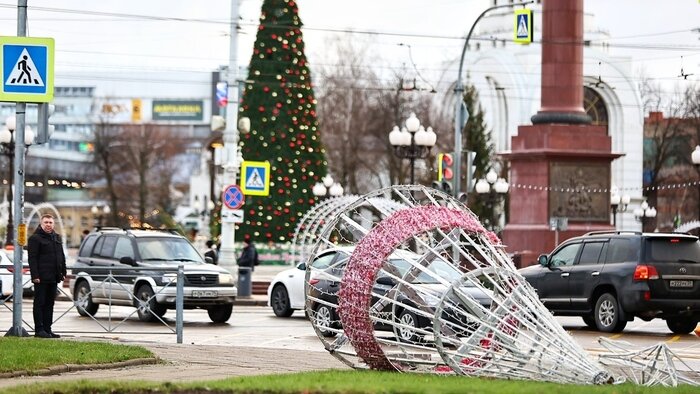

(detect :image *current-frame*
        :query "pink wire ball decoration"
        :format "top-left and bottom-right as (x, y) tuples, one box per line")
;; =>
(337, 205), (499, 370)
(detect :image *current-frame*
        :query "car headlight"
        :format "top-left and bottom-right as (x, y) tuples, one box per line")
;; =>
(161, 273), (178, 285)
(219, 273), (234, 285)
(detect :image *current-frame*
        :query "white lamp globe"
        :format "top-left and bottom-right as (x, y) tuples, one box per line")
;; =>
(485, 169), (498, 184)
(405, 112), (420, 132)
(388, 125), (402, 146)
(475, 179), (490, 194)
(494, 178), (509, 194)
(5, 115), (15, 131)
(24, 126), (34, 145)
(312, 182), (327, 196)
(414, 126), (430, 146)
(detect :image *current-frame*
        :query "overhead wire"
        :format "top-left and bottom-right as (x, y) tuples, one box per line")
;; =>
(2, 2), (696, 96)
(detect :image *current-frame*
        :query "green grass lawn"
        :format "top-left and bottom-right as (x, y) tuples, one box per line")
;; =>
(1, 339), (697, 394)
(4, 370), (699, 394)
(0, 337), (154, 373)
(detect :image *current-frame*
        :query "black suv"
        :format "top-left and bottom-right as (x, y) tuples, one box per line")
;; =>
(69, 228), (237, 323)
(519, 231), (700, 334)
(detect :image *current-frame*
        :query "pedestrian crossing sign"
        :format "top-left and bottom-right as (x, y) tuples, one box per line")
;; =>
(514, 9), (533, 44)
(241, 160), (270, 196)
(0, 36), (54, 103)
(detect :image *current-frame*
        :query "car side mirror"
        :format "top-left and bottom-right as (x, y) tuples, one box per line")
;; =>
(205, 256), (213, 264)
(297, 263), (306, 271)
(119, 256), (136, 266)
(537, 254), (548, 266)
(376, 276), (396, 286)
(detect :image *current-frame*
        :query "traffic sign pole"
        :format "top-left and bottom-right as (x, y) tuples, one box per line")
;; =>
(7, 0), (30, 338)
(219, 0), (242, 271)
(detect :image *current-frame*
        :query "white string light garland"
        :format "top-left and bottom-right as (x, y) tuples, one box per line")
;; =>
(509, 180), (700, 194)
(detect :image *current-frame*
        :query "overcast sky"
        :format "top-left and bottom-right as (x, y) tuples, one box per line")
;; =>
(0, 0), (697, 94)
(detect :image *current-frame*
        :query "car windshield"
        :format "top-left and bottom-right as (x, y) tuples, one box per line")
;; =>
(647, 237), (700, 263)
(136, 237), (204, 265)
(390, 258), (462, 284)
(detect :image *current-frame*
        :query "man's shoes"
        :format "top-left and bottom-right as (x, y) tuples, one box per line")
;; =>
(34, 330), (52, 338)
(48, 332), (61, 338)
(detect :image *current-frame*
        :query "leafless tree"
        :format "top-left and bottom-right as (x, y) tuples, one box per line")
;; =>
(640, 79), (699, 231)
(315, 36), (451, 194)
(91, 106), (129, 227)
(119, 123), (183, 225)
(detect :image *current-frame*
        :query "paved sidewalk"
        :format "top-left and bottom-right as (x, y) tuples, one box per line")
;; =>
(0, 341), (349, 391)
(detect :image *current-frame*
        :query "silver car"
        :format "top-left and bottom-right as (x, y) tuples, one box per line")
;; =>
(69, 229), (237, 323)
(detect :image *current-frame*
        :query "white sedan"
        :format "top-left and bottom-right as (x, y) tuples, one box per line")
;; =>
(1, 249), (33, 299)
(267, 261), (308, 317)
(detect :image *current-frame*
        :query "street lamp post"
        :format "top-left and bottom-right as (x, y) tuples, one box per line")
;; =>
(609, 191), (630, 228)
(453, 1), (534, 198)
(313, 174), (344, 199)
(633, 200), (657, 232)
(0, 115), (34, 247)
(691, 145), (700, 219)
(388, 113), (437, 185)
(474, 168), (509, 232)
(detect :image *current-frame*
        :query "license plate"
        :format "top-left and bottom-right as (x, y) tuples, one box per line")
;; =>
(669, 280), (693, 288)
(192, 290), (218, 298)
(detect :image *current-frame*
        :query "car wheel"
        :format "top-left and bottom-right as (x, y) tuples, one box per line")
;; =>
(582, 315), (596, 329)
(271, 285), (294, 317)
(666, 317), (697, 334)
(135, 284), (166, 322)
(314, 304), (337, 337)
(74, 281), (99, 317)
(208, 304), (233, 323)
(396, 309), (422, 343)
(594, 293), (627, 333)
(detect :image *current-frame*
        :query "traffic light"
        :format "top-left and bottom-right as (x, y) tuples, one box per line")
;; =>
(436, 153), (454, 194)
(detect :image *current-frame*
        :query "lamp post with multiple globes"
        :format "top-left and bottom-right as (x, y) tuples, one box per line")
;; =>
(633, 200), (657, 232)
(610, 191), (630, 228)
(474, 168), (509, 232)
(388, 113), (437, 185)
(0, 115), (34, 247)
(312, 174), (344, 199)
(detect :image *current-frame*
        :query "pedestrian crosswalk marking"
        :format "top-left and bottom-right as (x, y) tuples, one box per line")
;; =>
(513, 9), (533, 44)
(246, 168), (265, 189)
(517, 15), (529, 38)
(240, 160), (270, 196)
(6, 48), (44, 86)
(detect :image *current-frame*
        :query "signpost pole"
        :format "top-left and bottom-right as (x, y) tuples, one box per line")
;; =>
(219, 0), (242, 271)
(7, 0), (29, 338)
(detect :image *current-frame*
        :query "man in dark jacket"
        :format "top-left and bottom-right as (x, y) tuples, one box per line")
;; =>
(28, 213), (66, 338)
(237, 236), (258, 272)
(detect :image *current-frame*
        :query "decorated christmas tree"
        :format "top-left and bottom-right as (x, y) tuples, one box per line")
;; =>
(238, 0), (326, 243)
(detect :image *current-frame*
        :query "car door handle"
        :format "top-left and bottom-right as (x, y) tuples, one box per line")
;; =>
(591, 271), (600, 276)
(560, 273), (570, 277)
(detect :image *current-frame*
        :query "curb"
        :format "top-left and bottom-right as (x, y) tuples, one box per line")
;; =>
(0, 357), (160, 379)
(234, 297), (267, 307)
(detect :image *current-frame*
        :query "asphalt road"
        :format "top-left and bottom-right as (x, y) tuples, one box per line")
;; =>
(2, 299), (700, 390)
(3, 299), (700, 356)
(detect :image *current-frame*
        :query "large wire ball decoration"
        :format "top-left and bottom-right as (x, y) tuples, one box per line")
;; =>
(303, 185), (613, 384)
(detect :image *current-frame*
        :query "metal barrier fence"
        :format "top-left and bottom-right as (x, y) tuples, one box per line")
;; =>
(1, 265), (185, 343)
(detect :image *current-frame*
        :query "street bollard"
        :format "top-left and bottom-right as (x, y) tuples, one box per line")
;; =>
(237, 266), (252, 297)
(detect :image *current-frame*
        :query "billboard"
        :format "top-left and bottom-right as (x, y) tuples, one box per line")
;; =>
(152, 100), (203, 121)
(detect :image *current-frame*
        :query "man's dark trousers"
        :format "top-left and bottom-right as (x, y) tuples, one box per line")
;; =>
(33, 281), (58, 334)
